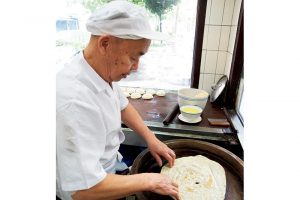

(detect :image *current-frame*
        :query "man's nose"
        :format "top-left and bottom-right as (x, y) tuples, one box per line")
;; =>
(131, 62), (139, 70)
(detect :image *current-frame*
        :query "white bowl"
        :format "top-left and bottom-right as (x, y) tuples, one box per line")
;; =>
(180, 105), (203, 120)
(178, 88), (209, 109)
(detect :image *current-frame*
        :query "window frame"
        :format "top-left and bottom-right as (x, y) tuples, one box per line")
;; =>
(223, 0), (244, 132)
(224, 0), (244, 111)
(190, 0), (207, 88)
(191, 0), (244, 114)
(191, 0), (244, 129)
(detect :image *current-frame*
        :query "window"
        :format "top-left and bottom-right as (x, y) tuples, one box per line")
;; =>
(55, 0), (243, 104)
(56, 18), (79, 32)
(119, 0), (198, 90)
(55, 0), (199, 91)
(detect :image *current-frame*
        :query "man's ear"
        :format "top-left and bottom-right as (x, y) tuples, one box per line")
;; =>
(97, 35), (110, 54)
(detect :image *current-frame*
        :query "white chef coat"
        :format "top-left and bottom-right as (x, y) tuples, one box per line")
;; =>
(56, 51), (129, 200)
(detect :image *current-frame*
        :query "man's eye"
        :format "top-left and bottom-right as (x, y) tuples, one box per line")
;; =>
(130, 57), (136, 61)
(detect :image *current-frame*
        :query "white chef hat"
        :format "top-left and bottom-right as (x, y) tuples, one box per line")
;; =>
(86, 0), (168, 40)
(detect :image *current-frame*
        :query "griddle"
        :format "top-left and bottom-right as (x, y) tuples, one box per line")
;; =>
(131, 139), (243, 200)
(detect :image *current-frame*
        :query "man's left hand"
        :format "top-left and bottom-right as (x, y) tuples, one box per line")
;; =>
(147, 137), (176, 168)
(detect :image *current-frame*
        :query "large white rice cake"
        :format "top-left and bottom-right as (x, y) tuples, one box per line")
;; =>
(160, 155), (226, 200)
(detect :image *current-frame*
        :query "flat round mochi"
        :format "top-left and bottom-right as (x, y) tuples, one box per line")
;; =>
(161, 155), (226, 200)
(142, 93), (153, 100)
(126, 87), (136, 94)
(156, 89), (166, 97)
(135, 88), (146, 95)
(146, 89), (156, 95)
(130, 92), (142, 99)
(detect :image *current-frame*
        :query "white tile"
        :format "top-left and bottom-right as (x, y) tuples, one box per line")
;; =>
(232, 0), (242, 25)
(202, 25), (209, 49)
(222, 0), (235, 25)
(225, 53), (233, 76)
(210, 0), (226, 25)
(202, 74), (215, 94)
(205, 0), (212, 24)
(200, 50), (206, 73)
(207, 25), (221, 50)
(204, 51), (218, 73)
(198, 73), (204, 89)
(228, 26), (237, 53)
(216, 51), (227, 74)
(219, 26), (230, 51)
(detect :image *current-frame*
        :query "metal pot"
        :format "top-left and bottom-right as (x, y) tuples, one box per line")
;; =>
(131, 139), (244, 200)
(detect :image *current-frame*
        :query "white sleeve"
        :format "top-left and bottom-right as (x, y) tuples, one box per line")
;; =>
(56, 101), (107, 191)
(116, 84), (129, 110)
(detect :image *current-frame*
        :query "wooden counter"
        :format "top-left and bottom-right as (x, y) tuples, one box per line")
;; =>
(128, 92), (231, 129)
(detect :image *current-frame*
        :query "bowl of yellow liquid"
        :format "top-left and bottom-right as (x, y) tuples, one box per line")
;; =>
(178, 88), (209, 109)
(180, 105), (203, 121)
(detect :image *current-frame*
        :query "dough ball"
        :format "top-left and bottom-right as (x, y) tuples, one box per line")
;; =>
(156, 89), (166, 97)
(123, 91), (130, 98)
(142, 93), (153, 100)
(126, 87), (136, 94)
(130, 92), (142, 99)
(135, 88), (145, 95)
(146, 89), (156, 95)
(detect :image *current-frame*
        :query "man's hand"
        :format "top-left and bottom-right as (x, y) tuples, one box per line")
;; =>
(147, 137), (176, 167)
(121, 103), (176, 167)
(145, 173), (180, 200)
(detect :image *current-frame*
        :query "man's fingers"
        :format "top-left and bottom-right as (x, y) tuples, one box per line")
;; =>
(152, 153), (162, 167)
(169, 149), (176, 158)
(164, 152), (174, 168)
(171, 181), (178, 187)
(166, 147), (176, 167)
(169, 188), (180, 200)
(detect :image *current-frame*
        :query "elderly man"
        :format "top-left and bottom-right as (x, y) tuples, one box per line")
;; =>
(56, 1), (179, 200)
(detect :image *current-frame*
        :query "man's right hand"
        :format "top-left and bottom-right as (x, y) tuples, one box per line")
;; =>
(72, 173), (180, 200)
(144, 173), (180, 200)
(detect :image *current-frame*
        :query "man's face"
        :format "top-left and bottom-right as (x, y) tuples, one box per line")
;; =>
(106, 38), (151, 82)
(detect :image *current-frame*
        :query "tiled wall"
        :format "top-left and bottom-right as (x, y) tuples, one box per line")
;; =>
(198, 0), (242, 93)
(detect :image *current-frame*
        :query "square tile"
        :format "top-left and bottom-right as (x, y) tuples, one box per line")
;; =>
(202, 74), (215, 94)
(204, 51), (218, 73)
(198, 73), (204, 89)
(222, 0), (235, 25)
(225, 53), (233, 76)
(232, 0), (242, 25)
(216, 51), (227, 74)
(219, 26), (230, 51)
(200, 50), (207, 73)
(210, 0), (226, 25)
(202, 25), (209, 49)
(207, 25), (221, 50)
(228, 26), (237, 53)
(205, 0), (212, 24)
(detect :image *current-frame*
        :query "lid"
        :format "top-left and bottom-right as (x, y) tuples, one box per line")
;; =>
(210, 75), (228, 102)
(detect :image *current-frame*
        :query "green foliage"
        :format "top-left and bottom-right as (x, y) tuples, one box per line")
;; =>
(144, 0), (180, 17)
(80, 0), (180, 32)
(82, 0), (145, 12)
(144, 0), (180, 32)
(128, 0), (145, 6)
